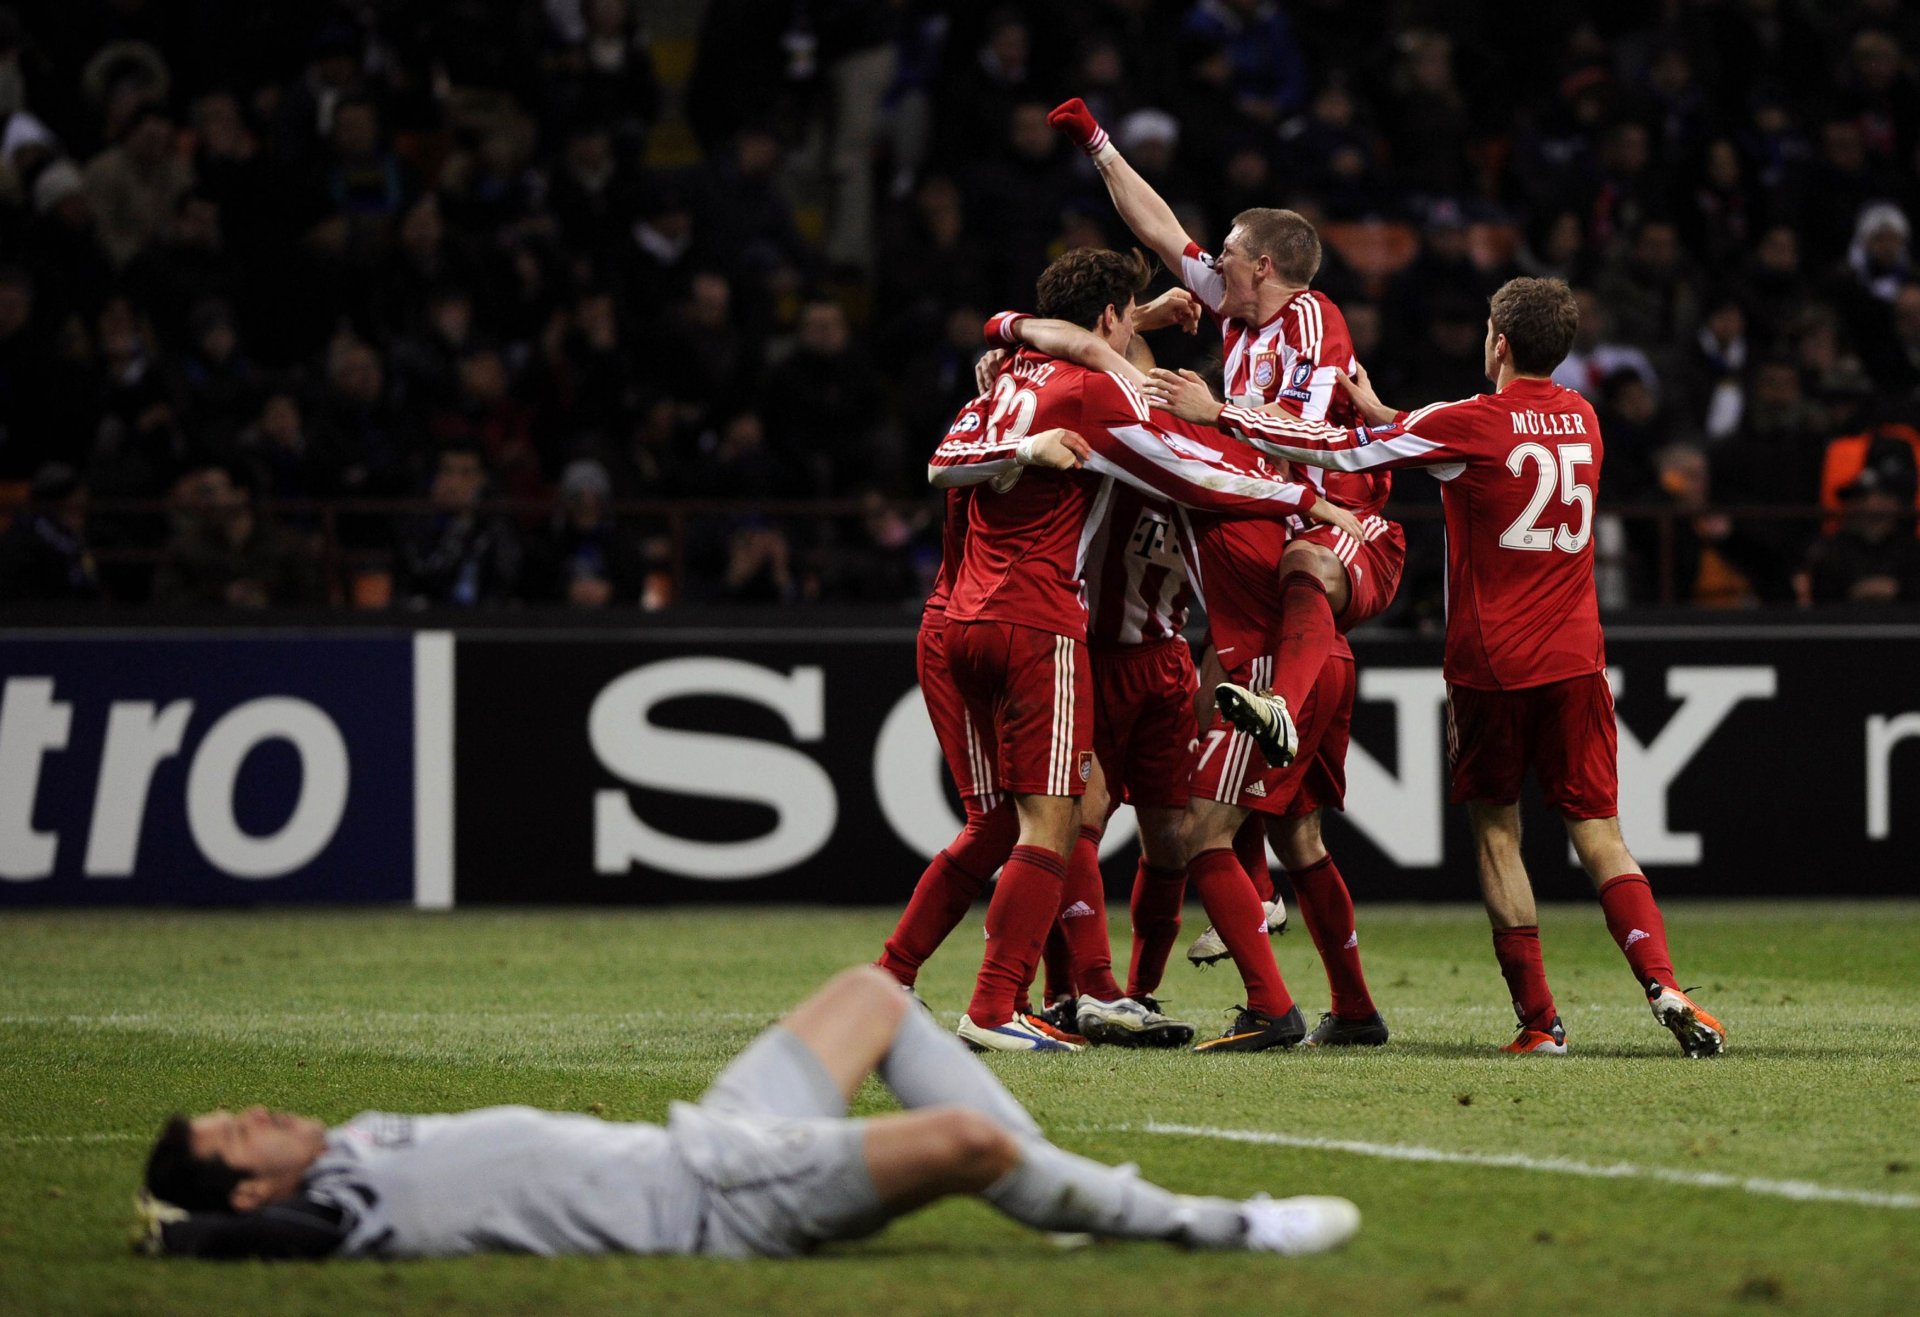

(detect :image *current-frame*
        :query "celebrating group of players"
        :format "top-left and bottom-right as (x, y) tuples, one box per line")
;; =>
(876, 99), (1728, 1060)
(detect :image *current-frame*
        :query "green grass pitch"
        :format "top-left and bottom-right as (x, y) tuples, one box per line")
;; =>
(2, 902), (1916, 1316)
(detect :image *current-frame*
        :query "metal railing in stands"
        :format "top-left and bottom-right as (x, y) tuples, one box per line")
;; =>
(20, 496), (1884, 609)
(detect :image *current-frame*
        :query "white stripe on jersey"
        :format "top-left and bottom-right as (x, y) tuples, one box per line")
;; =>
(1105, 371), (1154, 422)
(1293, 292), (1322, 358)
(1402, 396), (1478, 429)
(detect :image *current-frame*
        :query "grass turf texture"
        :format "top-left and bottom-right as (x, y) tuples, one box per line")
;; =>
(1, 903), (1915, 1316)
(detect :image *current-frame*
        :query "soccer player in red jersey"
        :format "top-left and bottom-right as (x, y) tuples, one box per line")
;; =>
(980, 305), (1224, 1037)
(876, 424), (1021, 993)
(1151, 277), (1727, 1059)
(1050, 97), (1407, 767)
(928, 249), (1360, 1053)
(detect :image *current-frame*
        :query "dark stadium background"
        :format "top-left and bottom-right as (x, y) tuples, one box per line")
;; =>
(1, 0), (1916, 907)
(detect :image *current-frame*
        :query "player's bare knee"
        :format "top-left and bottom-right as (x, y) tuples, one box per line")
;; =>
(1269, 814), (1325, 870)
(938, 1108), (1019, 1179)
(832, 965), (909, 1026)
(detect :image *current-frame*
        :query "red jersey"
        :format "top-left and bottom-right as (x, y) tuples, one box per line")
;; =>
(1225, 378), (1607, 691)
(1084, 483), (1194, 646)
(923, 486), (973, 620)
(1176, 242), (1388, 519)
(930, 349), (1317, 640)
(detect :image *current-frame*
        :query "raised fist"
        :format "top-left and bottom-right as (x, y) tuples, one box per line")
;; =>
(1048, 98), (1109, 154)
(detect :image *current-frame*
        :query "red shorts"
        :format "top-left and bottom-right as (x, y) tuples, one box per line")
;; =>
(1189, 651), (1354, 818)
(1446, 673), (1619, 818)
(1092, 637), (1198, 811)
(917, 616), (1001, 807)
(946, 619), (1094, 798)
(1292, 519), (1406, 630)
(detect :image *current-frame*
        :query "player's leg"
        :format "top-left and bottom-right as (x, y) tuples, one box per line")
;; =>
(1181, 793), (1304, 1050)
(1184, 814), (1286, 966)
(857, 1105), (1357, 1253)
(880, 624), (1020, 986)
(943, 622), (1091, 1048)
(878, 796), (1018, 987)
(860, 988), (1353, 1249)
(1268, 810), (1386, 1047)
(1215, 542), (1348, 767)
(1126, 803), (1188, 998)
(1468, 801), (1565, 1055)
(1057, 757), (1123, 1004)
(1566, 815), (1726, 1057)
(1537, 670), (1724, 1056)
(703, 965), (914, 1118)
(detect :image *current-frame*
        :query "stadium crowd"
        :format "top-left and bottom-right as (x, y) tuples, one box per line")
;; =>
(1, 0), (1918, 610)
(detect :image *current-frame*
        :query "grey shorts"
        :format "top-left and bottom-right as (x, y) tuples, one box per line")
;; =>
(672, 1026), (887, 1258)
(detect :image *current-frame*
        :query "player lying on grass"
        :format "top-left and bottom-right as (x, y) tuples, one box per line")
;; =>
(136, 967), (1359, 1260)
(1142, 277), (1726, 1059)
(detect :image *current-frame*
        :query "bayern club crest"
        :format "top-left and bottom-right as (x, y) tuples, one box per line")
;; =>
(1251, 351), (1278, 391)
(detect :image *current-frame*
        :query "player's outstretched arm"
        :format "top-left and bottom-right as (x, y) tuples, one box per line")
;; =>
(1049, 98), (1192, 274)
(1338, 365), (1402, 427)
(988, 311), (1145, 385)
(928, 427), (1090, 489)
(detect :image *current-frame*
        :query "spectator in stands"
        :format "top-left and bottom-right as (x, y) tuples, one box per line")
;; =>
(1553, 286), (1659, 401)
(0, 461), (100, 602)
(1679, 292), (1751, 445)
(529, 457), (646, 608)
(1634, 443), (1783, 607)
(0, 266), (88, 481)
(1741, 224), (1813, 347)
(763, 297), (886, 495)
(1596, 369), (1671, 503)
(312, 338), (415, 501)
(164, 299), (261, 458)
(1595, 218), (1701, 369)
(1801, 457), (1920, 605)
(1862, 280), (1920, 396)
(82, 101), (190, 268)
(1183, 0), (1309, 126)
(238, 392), (322, 505)
(23, 157), (112, 332)
(393, 442), (522, 608)
(152, 462), (319, 608)
(1718, 356), (1829, 508)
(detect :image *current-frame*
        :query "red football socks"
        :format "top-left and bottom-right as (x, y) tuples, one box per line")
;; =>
(1060, 825), (1123, 1001)
(1041, 921), (1075, 1006)
(879, 802), (1018, 986)
(1233, 814), (1274, 902)
(1491, 925), (1556, 1030)
(1598, 873), (1678, 990)
(1272, 573), (1337, 713)
(1290, 855), (1376, 1019)
(1187, 847), (1294, 1017)
(1127, 860), (1187, 998)
(968, 844), (1068, 1026)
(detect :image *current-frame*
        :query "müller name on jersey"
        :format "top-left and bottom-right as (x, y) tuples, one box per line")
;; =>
(1509, 410), (1589, 435)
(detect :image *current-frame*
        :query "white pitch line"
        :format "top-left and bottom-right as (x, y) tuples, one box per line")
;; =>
(0, 1132), (146, 1145)
(1125, 1122), (1920, 1212)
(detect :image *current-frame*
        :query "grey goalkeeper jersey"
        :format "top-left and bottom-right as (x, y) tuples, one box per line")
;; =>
(302, 1107), (706, 1258)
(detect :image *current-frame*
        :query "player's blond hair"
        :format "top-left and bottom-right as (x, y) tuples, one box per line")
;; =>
(1230, 208), (1321, 286)
(1489, 277), (1580, 374)
(1035, 247), (1152, 330)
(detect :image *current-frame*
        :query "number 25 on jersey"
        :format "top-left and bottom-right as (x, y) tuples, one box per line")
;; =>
(1501, 442), (1593, 553)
